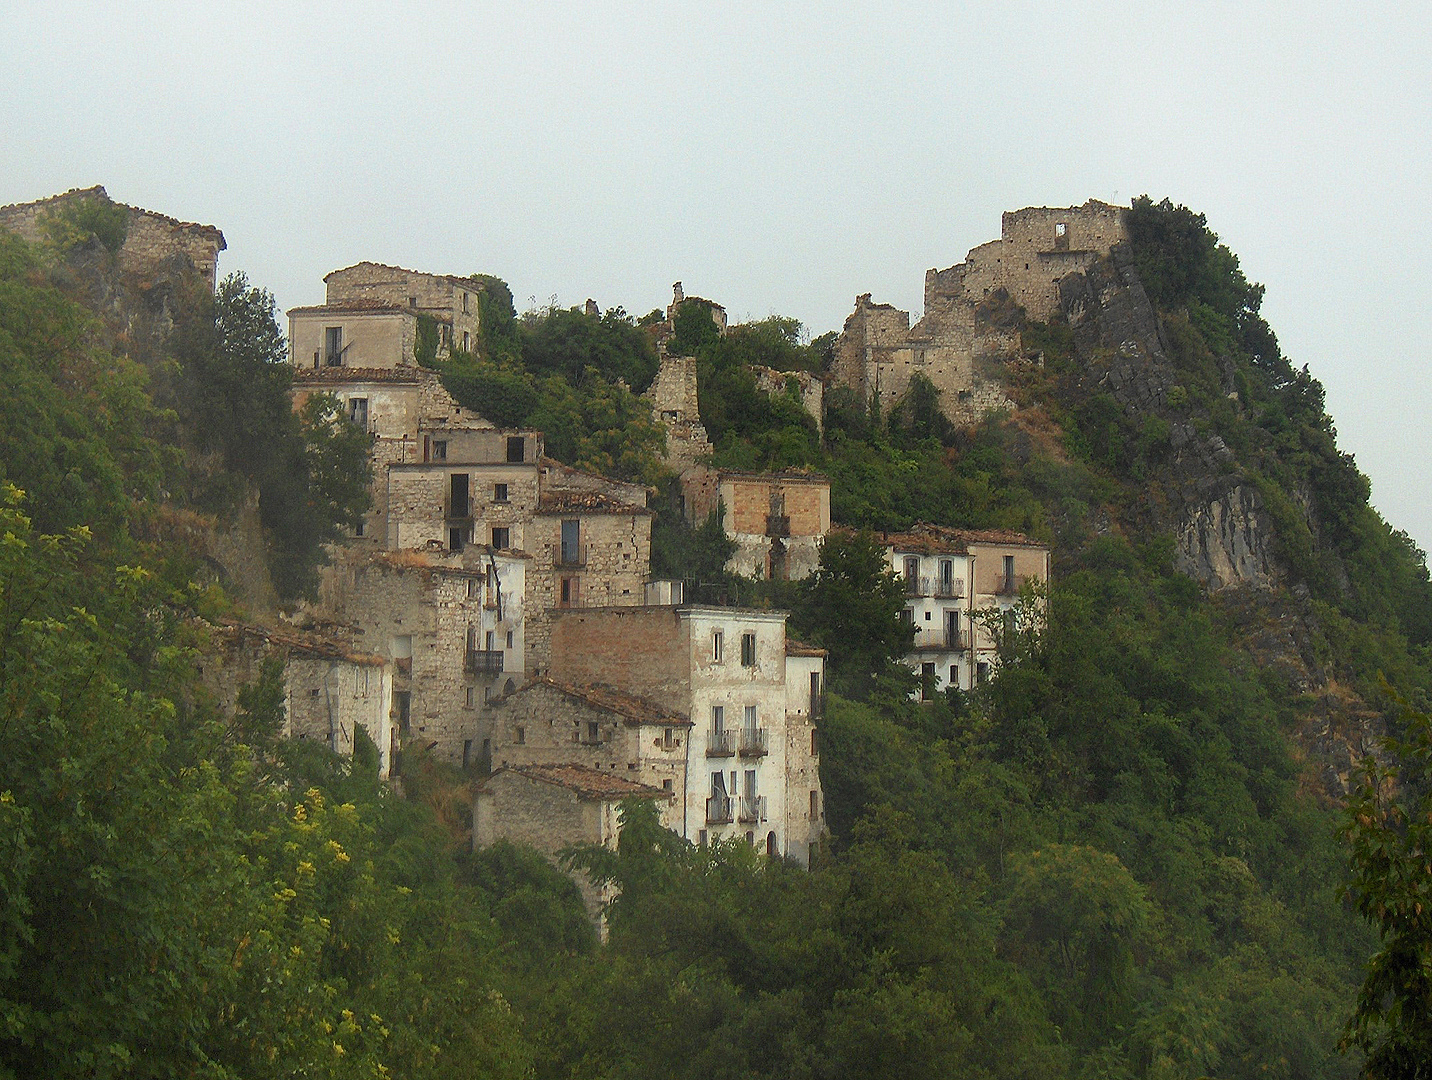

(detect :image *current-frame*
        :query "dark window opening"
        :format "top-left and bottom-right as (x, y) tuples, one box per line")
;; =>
(324, 326), (343, 366)
(449, 473), (470, 518)
(491, 526), (510, 550)
(432, 440), (447, 461)
(493, 483), (509, 503)
(348, 397), (368, 427)
(740, 632), (756, 667)
(506, 436), (525, 463)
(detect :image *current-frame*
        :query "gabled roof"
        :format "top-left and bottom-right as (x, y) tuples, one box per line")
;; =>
(486, 763), (670, 801)
(498, 677), (690, 727)
(210, 617), (385, 667)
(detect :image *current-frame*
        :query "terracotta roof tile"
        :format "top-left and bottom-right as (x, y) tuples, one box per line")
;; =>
(785, 638), (828, 657)
(292, 366), (423, 384)
(493, 763), (670, 801)
(518, 677), (691, 726)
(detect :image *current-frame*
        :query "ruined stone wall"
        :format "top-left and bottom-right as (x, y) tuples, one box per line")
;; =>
(0, 186), (226, 288)
(644, 355), (712, 469)
(325, 262), (482, 348)
(751, 366), (823, 433)
(831, 297), (911, 406)
(719, 475), (828, 581)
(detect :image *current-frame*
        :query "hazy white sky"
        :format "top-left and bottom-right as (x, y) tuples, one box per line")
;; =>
(4, 1), (1429, 549)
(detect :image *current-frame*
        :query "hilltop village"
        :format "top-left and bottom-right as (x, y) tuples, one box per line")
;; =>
(0, 187), (1089, 903)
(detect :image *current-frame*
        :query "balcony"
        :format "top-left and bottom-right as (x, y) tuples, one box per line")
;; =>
(912, 629), (964, 651)
(738, 728), (768, 758)
(903, 575), (924, 597)
(737, 795), (767, 824)
(555, 543), (587, 568)
(706, 729), (736, 756)
(933, 578), (965, 599)
(464, 649), (504, 676)
(765, 514), (791, 538)
(706, 796), (734, 824)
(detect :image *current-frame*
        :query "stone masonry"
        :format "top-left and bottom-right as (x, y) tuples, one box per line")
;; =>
(832, 200), (1128, 423)
(0, 185), (226, 288)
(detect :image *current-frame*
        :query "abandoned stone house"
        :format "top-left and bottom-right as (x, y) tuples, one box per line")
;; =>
(473, 763), (671, 918)
(198, 619), (394, 776)
(535, 603), (826, 865)
(681, 466), (831, 581)
(0, 185), (227, 288)
(832, 200), (1128, 423)
(875, 524), (1051, 695)
(288, 266), (657, 764)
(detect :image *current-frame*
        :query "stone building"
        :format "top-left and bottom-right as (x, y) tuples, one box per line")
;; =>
(681, 467), (831, 581)
(481, 677), (690, 800)
(873, 524), (1050, 694)
(315, 547), (527, 767)
(751, 365), (824, 434)
(199, 619), (394, 776)
(546, 604), (826, 864)
(0, 185), (226, 288)
(832, 200), (1128, 423)
(643, 354), (712, 470)
(473, 763), (671, 920)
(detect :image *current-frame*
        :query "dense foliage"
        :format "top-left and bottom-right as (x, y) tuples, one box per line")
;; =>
(2, 197), (1428, 1075)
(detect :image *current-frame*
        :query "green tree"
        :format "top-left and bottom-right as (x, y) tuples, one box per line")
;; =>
(1342, 699), (1432, 1077)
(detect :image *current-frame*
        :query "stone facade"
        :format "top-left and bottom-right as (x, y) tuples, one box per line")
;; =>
(751, 365), (823, 434)
(315, 547), (527, 766)
(325, 261), (484, 355)
(547, 605), (826, 864)
(681, 467), (831, 581)
(643, 354), (712, 469)
(199, 620), (393, 775)
(481, 678), (689, 810)
(473, 764), (670, 920)
(873, 525), (1050, 692)
(0, 185), (226, 288)
(833, 200), (1128, 423)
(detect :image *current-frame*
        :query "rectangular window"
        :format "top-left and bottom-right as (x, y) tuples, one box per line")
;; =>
(462, 291), (470, 314)
(740, 632), (756, 667)
(432, 440), (447, 461)
(811, 728), (818, 755)
(662, 778), (673, 791)
(1003, 554), (1016, 593)
(465, 685), (474, 708)
(348, 397), (368, 427)
(491, 526), (510, 549)
(904, 556), (919, 582)
(462, 330), (471, 352)
(449, 526), (465, 552)
(698, 829), (708, 845)
(462, 740), (472, 767)
(810, 790), (820, 820)
(587, 721), (599, 744)
(450, 473), (469, 518)
(506, 630), (514, 648)
(493, 482), (509, 503)
(324, 326), (342, 365)
(466, 577), (479, 599)
(743, 704), (757, 731)
(712, 705), (724, 733)
(515, 725), (525, 745)
(560, 576), (580, 607)
(560, 519), (581, 565)
(506, 436), (525, 463)
(712, 630), (723, 663)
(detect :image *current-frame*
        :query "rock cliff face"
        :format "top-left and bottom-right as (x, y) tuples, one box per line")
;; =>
(1053, 246), (1382, 800)
(1057, 248), (1279, 593)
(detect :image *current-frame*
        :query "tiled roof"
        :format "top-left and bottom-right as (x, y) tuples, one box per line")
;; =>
(537, 491), (652, 515)
(211, 617), (385, 666)
(287, 300), (417, 316)
(786, 638), (828, 658)
(718, 467), (830, 484)
(494, 763), (670, 801)
(506, 677), (691, 726)
(292, 366), (422, 384)
(854, 523), (1047, 554)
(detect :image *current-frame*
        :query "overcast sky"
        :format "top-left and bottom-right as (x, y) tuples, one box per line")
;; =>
(4, 1), (1429, 550)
